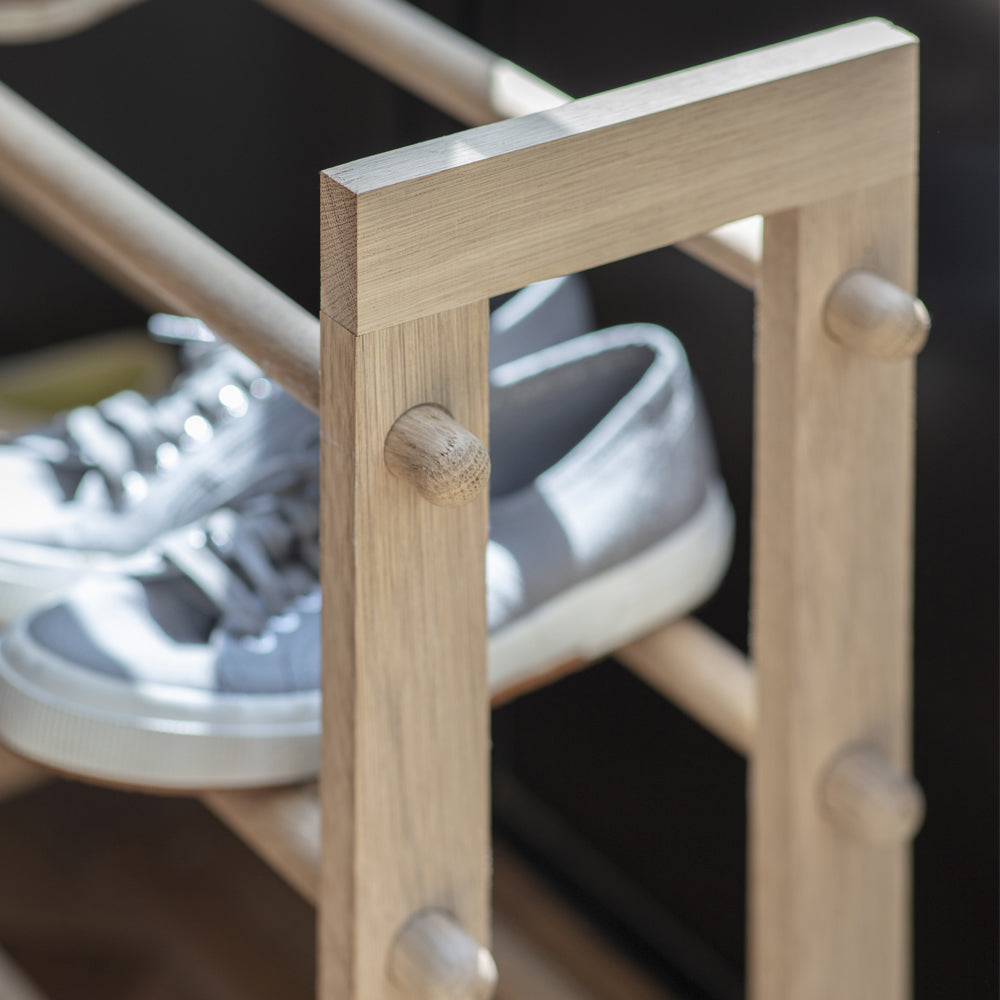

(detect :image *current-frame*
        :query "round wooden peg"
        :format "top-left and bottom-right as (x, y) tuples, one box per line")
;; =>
(387, 910), (498, 1000)
(385, 404), (490, 507)
(821, 744), (925, 844)
(823, 269), (930, 361)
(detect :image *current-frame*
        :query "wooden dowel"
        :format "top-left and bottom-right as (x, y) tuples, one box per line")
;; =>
(821, 745), (925, 844)
(0, 947), (50, 1000)
(0, 81), (321, 414)
(255, 0), (761, 287)
(388, 911), (498, 1000)
(206, 788), (665, 1000)
(254, 0), (565, 126)
(0, 0), (145, 42)
(0, 747), (48, 801)
(824, 268), (930, 360)
(203, 784), (321, 901)
(675, 216), (761, 291)
(385, 404), (491, 507)
(616, 618), (756, 755)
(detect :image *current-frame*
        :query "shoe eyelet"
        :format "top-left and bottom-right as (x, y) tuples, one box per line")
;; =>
(121, 470), (148, 502)
(218, 384), (249, 418)
(249, 378), (273, 400)
(155, 441), (179, 471)
(181, 414), (214, 449)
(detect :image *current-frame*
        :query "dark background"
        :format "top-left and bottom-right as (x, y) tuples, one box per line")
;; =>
(0, 1), (996, 996)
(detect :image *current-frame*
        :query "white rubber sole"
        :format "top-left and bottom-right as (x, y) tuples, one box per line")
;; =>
(0, 481), (733, 790)
(0, 621), (320, 791)
(488, 480), (734, 696)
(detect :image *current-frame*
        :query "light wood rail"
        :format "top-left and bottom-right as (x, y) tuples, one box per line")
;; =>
(0, 0), (144, 42)
(0, 80), (321, 413)
(254, 0), (760, 288)
(321, 19), (916, 333)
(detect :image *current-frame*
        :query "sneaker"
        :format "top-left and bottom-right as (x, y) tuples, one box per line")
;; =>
(0, 275), (593, 625)
(0, 324), (732, 789)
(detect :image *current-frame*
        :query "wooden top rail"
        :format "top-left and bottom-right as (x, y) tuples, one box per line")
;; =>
(322, 19), (916, 333)
(0, 81), (322, 414)
(0, 0), (759, 287)
(255, 0), (761, 289)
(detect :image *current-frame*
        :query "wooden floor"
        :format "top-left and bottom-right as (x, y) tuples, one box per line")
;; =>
(0, 779), (680, 1000)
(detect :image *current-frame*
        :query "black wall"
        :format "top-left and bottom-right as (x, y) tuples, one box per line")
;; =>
(0, 2), (996, 996)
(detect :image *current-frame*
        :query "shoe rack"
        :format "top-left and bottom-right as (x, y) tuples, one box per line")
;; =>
(0, 4), (928, 998)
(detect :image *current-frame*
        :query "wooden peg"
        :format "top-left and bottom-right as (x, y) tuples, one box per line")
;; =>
(823, 269), (930, 360)
(384, 404), (490, 507)
(821, 745), (925, 844)
(387, 910), (498, 1000)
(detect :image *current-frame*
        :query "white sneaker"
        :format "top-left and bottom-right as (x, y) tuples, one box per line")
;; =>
(0, 275), (593, 623)
(0, 323), (731, 789)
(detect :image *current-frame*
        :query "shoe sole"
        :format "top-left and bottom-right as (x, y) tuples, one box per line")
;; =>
(488, 479), (734, 698)
(0, 482), (732, 790)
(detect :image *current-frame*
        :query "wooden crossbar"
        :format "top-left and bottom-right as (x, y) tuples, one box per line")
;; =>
(254, 0), (761, 289)
(0, 81), (321, 414)
(321, 19), (916, 332)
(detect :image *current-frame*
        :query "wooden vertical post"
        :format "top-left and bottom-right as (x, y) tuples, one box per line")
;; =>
(750, 174), (920, 999)
(318, 182), (493, 997)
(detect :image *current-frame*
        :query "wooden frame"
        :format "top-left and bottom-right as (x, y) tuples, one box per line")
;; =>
(317, 18), (924, 999)
(0, 14), (927, 1000)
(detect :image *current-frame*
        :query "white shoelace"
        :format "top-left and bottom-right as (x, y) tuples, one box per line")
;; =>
(159, 479), (320, 638)
(16, 317), (269, 506)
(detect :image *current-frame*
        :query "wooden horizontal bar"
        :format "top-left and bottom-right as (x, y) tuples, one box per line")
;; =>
(616, 618), (756, 755)
(0, 947), (49, 1000)
(0, 0), (144, 42)
(0, 81), (321, 413)
(254, 0), (566, 126)
(255, 0), (760, 287)
(205, 786), (675, 1000)
(0, 747), (48, 800)
(677, 216), (761, 290)
(322, 19), (916, 332)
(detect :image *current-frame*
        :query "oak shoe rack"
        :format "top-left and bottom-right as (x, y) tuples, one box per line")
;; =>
(0, 5), (927, 999)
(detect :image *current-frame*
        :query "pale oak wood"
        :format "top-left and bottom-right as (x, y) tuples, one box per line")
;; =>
(0, 946), (50, 1000)
(203, 784), (321, 901)
(202, 786), (677, 1000)
(617, 618), (756, 755)
(319, 303), (492, 998)
(254, 0), (565, 126)
(385, 404), (491, 508)
(0, 747), (48, 800)
(388, 911), (498, 1000)
(492, 846), (682, 1000)
(824, 269), (930, 360)
(821, 745), (925, 844)
(750, 177), (920, 1000)
(0, 0), (144, 42)
(255, 0), (761, 285)
(0, 81), (321, 413)
(678, 216), (762, 291)
(321, 20), (916, 333)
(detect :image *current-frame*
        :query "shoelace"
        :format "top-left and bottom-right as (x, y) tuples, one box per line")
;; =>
(159, 477), (320, 638)
(16, 316), (271, 506)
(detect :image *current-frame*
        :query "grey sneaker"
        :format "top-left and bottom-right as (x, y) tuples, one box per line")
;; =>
(0, 275), (593, 624)
(0, 324), (732, 789)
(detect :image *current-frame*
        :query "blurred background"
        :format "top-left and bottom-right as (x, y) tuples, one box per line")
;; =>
(0, 1), (996, 997)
